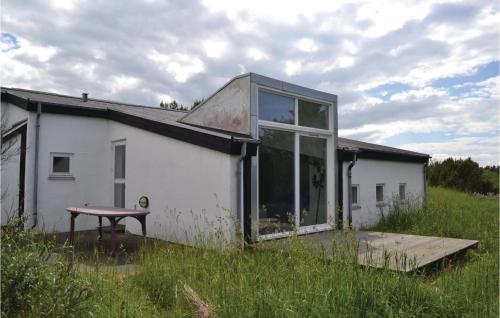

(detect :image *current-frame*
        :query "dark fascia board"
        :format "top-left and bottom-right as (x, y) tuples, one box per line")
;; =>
(2, 92), (256, 156)
(250, 73), (337, 103)
(339, 148), (429, 164)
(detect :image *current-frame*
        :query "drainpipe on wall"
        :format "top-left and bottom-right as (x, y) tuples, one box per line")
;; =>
(31, 102), (41, 229)
(423, 161), (428, 207)
(346, 150), (358, 228)
(238, 142), (247, 243)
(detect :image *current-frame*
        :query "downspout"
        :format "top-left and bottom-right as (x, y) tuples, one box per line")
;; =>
(423, 161), (428, 207)
(238, 142), (247, 243)
(346, 151), (358, 228)
(31, 102), (41, 229)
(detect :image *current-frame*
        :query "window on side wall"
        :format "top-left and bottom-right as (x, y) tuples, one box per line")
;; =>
(351, 184), (360, 209)
(49, 153), (74, 180)
(399, 183), (406, 201)
(376, 184), (384, 203)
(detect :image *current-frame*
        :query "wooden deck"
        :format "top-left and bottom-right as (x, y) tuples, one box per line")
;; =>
(301, 231), (478, 272)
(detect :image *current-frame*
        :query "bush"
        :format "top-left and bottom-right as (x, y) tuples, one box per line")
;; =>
(1, 217), (94, 317)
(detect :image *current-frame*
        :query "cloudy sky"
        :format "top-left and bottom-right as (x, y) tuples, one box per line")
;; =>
(1, 0), (498, 165)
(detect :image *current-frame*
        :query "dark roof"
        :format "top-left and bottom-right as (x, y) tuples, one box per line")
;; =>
(338, 137), (430, 163)
(1, 87), (257, 155)
(1, 86), (428, 162)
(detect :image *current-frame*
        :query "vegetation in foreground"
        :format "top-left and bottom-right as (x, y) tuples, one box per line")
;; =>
(1, 187), (498, 317)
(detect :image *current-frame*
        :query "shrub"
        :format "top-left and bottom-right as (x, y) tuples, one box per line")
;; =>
(1, 217), (94, 317)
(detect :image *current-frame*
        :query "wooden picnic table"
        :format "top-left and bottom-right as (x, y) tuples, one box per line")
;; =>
(66, 206), (150, 256)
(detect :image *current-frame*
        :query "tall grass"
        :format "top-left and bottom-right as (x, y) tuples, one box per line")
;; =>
(3, 187), (498, 317)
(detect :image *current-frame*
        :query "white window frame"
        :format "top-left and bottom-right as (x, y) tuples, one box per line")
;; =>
(351, 184), (360, 208)
(49, 152), (74, 180)
(112, 140), (126, 208)
(376, 183), (385, 203)
(399, 183), (407, 201)
(256, 86), (335, 241)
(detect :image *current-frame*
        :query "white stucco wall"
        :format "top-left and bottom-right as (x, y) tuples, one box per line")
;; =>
(36, 113), (110, 231)
(108, 122), (239, 247)
(342, 159), (425, 228)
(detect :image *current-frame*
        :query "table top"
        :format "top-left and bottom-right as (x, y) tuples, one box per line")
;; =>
(66, 206), (150, 217)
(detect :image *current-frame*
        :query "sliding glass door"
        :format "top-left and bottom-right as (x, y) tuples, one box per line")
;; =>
(257, 89), (333, 237)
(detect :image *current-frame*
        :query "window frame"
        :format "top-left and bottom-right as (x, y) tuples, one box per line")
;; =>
(256, 86), (335, 241)
(376, 184), (385, 203)
(112, 140), (126, 208)
(351, 184), (360, 208)
(49, 152), (74, 180)
(399, 183), (407, 201)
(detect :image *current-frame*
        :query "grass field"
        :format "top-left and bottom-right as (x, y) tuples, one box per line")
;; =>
(2, 187), (498, 317)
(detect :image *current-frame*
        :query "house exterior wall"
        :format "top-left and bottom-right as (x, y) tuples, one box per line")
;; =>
(180, 75), (251, 135)
(36, 113), (110, 231)
(107, 121), (239, 247)
(342, 159), (425, 228)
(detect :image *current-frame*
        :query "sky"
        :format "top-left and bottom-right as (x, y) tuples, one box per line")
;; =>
(1, 0), (499, 166)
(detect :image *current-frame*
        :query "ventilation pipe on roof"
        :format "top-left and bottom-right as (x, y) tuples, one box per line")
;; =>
(31, 102), (41, 229)
(82, 93), (88, 102)
(346, 149), (359, 228)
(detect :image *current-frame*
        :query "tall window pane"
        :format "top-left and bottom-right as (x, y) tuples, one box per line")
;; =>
(114, 145), (126, 179)
(376, 184), (384, 202)
(298, 100), (328, 129)
(299, 136), (327, 226)
(114, 184), (125, 208)
(258, 91), (295, 124)
(258, 128), (295, 234)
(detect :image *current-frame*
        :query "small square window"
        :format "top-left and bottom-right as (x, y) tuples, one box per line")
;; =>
(376, 184), (384, 202)
(49, 153), (74, 179)
(399, 183), (406, 200)
(351, 185), (359, 205)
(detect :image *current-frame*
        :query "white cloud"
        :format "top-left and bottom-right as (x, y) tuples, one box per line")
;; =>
(203, 39), (228, 59)
(295, 38), (318, 53)
(247, 47), (269, 61)
(147, 50), (205, 83)
(285, 60), (302, 76)
(108, 75), (139, 94)
(50, 0), (80, 10)
(400, 136), (499, 167)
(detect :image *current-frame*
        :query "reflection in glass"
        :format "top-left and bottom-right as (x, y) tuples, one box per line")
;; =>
(258, 128), (295, 234)
(298, 100), (328, 129)
(258, 91), (295, 124)
(299, 136), (327, 226)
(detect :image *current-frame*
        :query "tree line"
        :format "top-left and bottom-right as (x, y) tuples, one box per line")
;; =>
(427, 157), (499, 195)
(160, 99), (204, 111)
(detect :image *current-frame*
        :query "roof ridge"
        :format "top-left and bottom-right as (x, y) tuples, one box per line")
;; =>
(1, 86), (188, 113)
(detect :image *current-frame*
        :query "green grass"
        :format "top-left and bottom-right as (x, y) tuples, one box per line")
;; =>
(3, 187), (498, 317)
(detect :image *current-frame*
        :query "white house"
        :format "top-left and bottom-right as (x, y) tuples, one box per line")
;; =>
(1, 73), (429, 246)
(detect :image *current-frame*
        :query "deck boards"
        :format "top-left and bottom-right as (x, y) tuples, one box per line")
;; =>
(301, 231), (478, 272)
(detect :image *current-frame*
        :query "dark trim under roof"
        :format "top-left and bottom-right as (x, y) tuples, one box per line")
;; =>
(338, 137), (430, 163)
(1, 88), (258, 156)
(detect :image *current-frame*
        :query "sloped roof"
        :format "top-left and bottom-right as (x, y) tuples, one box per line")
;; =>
(1, 86), (429, 162)
(338, 137), (429, 162)
(1, 87), (257, 155)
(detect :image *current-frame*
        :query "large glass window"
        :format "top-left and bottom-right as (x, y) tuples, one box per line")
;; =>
(258, 89), (332, 236)
(258, 91), (295, 124)
(299, 136), (327, 226)
(298, 100), (329, 129)
(258, 128), (295, 235)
